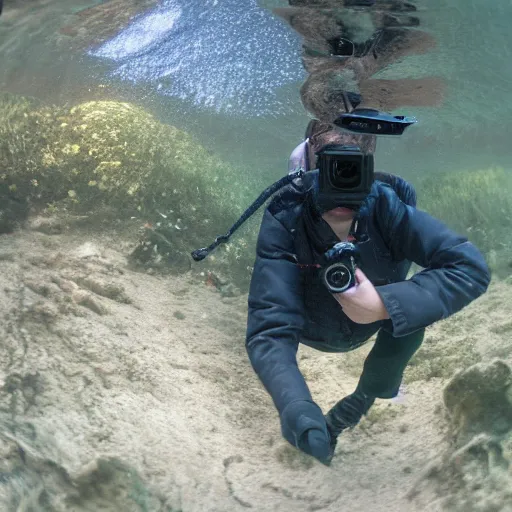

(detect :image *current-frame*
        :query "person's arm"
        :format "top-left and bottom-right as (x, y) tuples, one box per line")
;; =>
(246, 208), (311, 412)
(374, 186), (491, 336)
(246, 208), (330, 460)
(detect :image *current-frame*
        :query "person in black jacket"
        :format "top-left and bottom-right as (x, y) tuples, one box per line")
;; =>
(245, 120), (491, 465)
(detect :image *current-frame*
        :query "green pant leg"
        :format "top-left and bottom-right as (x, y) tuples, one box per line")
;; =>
(357, 327), (425, 399)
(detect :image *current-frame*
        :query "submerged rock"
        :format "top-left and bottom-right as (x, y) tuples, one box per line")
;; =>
(443, 359), (512, 438)
(408, 360), (512, 512)
(28, 216), (65, 235)
(0, 429), (165, 512)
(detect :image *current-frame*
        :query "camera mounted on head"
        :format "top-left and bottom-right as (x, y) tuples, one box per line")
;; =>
(315, 144), (374, 212)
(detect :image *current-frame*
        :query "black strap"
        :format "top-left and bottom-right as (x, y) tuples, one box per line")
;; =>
(191, 170), (305, 261)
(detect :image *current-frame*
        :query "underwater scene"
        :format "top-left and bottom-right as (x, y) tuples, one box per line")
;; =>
(0, 0), (511, 510)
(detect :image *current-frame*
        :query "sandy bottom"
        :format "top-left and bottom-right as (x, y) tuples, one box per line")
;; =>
(0, 218), (510, 511)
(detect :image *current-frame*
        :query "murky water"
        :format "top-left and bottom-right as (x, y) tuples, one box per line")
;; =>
(376, 0), (512, 174)
(0, 0), (512, 511)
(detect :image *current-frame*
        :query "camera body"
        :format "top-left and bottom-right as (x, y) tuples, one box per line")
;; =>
(319, 241), (360, 293)
(316, 144), (374, 212)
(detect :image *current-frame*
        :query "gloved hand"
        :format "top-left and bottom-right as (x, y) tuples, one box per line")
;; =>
(280, 400), (333, 465)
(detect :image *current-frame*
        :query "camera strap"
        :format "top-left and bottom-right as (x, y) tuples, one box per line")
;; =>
(191, 169), (306, 261)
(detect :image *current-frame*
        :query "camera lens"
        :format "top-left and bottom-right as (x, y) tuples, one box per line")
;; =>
(330, 160), (361, 189)
(324, 263), (352, 293)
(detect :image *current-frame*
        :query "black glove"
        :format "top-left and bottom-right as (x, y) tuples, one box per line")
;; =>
(280, 400), (333, 465)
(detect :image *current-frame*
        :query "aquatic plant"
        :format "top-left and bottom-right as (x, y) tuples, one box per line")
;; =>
(417, 167), (512, 277)
(2, 99), (245, 210)
(0, 95), (262, 286)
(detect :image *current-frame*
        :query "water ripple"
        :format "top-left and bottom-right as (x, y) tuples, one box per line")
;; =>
(90, 0), (305, 117)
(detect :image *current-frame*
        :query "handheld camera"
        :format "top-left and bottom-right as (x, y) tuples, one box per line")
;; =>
(320, 241), (360, 293)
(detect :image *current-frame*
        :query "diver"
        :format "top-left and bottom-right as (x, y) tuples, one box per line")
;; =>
(246, 117), (490, 464)
(192, 115), (491, 465)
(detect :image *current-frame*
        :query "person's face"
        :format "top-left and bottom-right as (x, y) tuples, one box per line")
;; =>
(322, 206), (355, 223)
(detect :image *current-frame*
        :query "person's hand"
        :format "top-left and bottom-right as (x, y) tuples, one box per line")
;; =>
(333, 268), (390, 324)
(298, 428), (332, 464)
(280, 400), (333, 465)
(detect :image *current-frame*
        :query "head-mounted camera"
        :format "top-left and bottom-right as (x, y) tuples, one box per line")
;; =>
(314, 144), (374, 211)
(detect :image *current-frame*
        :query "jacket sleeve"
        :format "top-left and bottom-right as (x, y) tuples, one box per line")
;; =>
(246, 208), (313, 415)
(374, 186), (491, 337)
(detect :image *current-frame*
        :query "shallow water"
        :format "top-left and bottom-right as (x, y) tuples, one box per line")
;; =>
(0, 1), (511, 510)
(0, 0), (308, 179)
(1, 0), (511, 177)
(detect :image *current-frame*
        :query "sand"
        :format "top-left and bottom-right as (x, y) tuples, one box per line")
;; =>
(0, 216), (510, 511)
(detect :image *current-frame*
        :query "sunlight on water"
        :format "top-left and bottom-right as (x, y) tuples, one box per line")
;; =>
(90, 0), (305, 117)
(93, 4), (183, 59)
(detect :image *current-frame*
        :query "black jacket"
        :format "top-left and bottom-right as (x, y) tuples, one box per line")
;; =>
(245, 170), (491, 420)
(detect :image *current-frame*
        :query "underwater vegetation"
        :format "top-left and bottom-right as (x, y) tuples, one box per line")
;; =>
(0, 93), (509, 287)
(0, 95), (243, 214)
(417, 168), (512, 277)
(0, 94), (261, 285)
